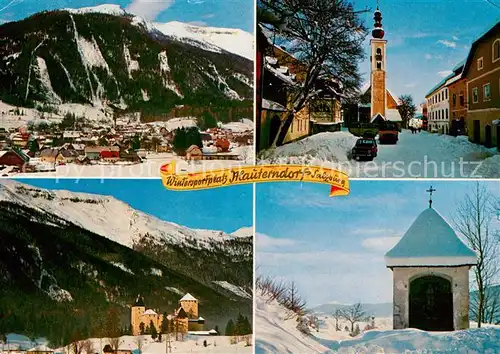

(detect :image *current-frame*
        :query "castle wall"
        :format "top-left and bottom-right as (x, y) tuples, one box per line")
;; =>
(392, 266), (471, 330)
(131, 306), (145, 336)
(180, 300), (198, 318)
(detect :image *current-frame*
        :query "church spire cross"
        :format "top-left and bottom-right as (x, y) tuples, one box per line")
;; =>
(426, 186), (436, 209)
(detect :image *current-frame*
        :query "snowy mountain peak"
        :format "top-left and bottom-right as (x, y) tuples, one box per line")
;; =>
(63, 4), (127, 16)
(154, 21), (254, 60)
(0, 181), (244, 250)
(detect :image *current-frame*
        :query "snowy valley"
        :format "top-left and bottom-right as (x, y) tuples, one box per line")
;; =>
(0, 180), (252, 346)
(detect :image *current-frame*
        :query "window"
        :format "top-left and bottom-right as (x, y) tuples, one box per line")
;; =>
(445, 89), (448, 100)
(377, 61), (382, 70)
(446, 109), (448, 120)
(460, 92), (465, 106)
(493, 39), (500, 62)
(484, 83), (491, 101)
(477, 57), (484, 71)
(472, 87), (479, 103)
(452, 94), (456, 106)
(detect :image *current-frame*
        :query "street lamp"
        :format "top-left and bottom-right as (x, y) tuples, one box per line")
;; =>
(166, 315), (172, 354)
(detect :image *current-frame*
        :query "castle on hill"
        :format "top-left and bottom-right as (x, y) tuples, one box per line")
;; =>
(131, 293), (205, 336)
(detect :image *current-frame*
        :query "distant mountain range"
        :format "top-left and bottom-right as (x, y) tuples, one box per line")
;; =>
(0, 180), (252, 345)
(0, 4), (253, 118)
(312, 285), (500, 324)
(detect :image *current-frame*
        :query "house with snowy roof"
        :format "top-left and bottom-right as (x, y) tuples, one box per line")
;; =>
(385, 194), (477, 331)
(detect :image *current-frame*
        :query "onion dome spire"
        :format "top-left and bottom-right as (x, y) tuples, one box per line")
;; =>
(372, 3), (385, 39)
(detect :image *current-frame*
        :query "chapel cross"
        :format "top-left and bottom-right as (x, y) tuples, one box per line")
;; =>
(426, 186), (436, 209)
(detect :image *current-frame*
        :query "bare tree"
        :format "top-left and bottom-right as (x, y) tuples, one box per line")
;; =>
(397, 94), (417, 129)
(81, 340), (94, 354)
(333, 309), (342, 331)
(69, 335), (84, 354)
(259, 0), (367, 147)
(134, 336), (144, 354)
(339, 303), (365, 335)
(105, 307), (122, 350)
(453, 183), (500, 327)
(282, 282), (307, 314)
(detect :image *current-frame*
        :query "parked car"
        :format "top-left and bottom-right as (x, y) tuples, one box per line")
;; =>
(351, 138), (378, 161)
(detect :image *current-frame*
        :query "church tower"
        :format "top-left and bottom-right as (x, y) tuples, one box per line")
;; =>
(131, 295), (145, 335)
(370, 4), (387, 119)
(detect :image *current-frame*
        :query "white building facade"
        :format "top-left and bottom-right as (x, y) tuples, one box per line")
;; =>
(426, 85), (450, 134)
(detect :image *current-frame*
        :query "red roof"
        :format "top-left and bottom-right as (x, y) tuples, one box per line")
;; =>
(100, 151), (119, 158)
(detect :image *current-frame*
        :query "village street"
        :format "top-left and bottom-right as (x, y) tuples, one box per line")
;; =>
(258, 130), (500, 178)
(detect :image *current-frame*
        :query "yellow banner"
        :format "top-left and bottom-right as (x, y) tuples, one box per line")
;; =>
(160, 162), (349, 197)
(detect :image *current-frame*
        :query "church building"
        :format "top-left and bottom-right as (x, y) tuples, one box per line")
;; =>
(385, 189), (477, 331)
(351, 4), (402, 126)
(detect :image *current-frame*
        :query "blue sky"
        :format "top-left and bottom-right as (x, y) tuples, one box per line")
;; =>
(0, 0), (253, 32)
(355, 0), (500, 105)
(256, 180), (500, 306)
(16, 178), (252, 233)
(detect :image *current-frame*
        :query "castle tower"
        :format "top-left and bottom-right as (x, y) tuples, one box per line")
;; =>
(370, 4), (387, 119)
(131, 295), (145, 335)
(179, 293), (198, 318)
(385, 192), (477, 331)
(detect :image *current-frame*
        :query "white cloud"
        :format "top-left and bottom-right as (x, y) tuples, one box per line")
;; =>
(256, 232), (297, 250)
(126, 0), (174, 21)
(438, 70), (453, 78)
(404, 82), (417, 88)
(202, 13), (215, 19)
(437, 40), (457, 48)
(452, 36), (459, 41)
(361, 236), (402, 252)
(425, 54), (433, 60)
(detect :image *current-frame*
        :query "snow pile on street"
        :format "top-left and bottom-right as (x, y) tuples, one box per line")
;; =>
(154, 21), (254, 60)
(259, 130), (500, 178)
(258, 131), (358, 166)
(55, 334), (252, 354)
(321, 327), (500, 353)
(213, 281), (252, 299)
(255, 293), (330, 354)
(0, 180), (244, 251)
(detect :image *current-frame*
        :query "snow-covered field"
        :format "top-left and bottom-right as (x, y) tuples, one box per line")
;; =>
(258, 130), (500, 178)
(3, 334), (252, 354)
(0, 180), (248, 250)
(256, 293), (500, 354)
(8, 146), (254, 178)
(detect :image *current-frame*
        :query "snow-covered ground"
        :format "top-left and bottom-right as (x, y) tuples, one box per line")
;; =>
(256, 292), (500, 354)
(36, 334), (251, 354)
(255, 294), (330, 354)
(0, 180), (248, 251)
(220, 118), (254, 132)
(258, 130), (500, 178)
(7, 146), (253, 178)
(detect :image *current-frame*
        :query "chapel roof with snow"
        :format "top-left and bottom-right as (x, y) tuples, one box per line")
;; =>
(385, 208), (477, 267)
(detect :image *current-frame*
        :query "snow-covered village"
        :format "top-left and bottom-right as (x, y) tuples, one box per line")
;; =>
(255, 180), (500, 353)
(257, 0), (500, 178)
(0, 179), (253, 353)
(0, 3), (254, 178)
